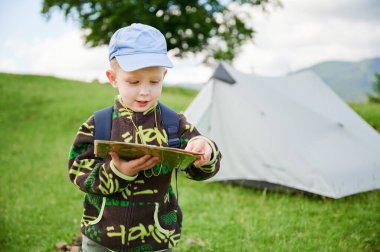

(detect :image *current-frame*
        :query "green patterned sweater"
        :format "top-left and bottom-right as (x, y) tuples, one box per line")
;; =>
(68, 97), (221, 251)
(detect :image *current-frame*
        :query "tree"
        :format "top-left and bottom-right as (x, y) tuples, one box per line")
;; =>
(41, 0), (281, 63)
(369, 73), (380, 103)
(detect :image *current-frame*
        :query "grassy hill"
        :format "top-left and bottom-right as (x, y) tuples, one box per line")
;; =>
(296, 57), (380, 102)
(0, 73), (379, 251)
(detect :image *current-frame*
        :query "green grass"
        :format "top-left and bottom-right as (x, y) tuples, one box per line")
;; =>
(350, 102), (380, 132)
(0, 73), (379, 251)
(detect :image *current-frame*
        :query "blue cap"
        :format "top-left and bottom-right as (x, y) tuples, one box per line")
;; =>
(108, 23), (173, 71)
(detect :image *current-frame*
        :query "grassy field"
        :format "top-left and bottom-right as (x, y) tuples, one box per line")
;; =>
(0, 73), (379, 252)
(350, 102), (380, 132)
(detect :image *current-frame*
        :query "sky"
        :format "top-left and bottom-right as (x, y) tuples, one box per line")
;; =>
(1, 0), (380, 84)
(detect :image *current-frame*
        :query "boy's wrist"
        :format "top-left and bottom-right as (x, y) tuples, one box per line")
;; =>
(189, 136), (218, 167)
(110, 161), (138, 181)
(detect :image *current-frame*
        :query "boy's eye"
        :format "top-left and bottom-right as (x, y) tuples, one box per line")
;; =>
(150, 80), (160, 84)
(128, 81), (139, 84)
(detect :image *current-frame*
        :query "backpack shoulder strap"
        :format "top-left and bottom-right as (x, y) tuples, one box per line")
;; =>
(93, 104), (179, 147)
(94, 106), (114, 141)
(159, 102), (180, 148)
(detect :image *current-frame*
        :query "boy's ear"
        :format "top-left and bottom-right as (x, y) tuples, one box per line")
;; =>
(106, 69), (117, 88)
(163, 68), (168, 78)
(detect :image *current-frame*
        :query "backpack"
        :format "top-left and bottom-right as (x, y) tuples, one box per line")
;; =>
(93, 102), (182, 205)
(93, 102), (180, 148)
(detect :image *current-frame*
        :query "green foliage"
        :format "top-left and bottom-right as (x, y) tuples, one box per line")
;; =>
(368, 96), (380, 103)
(368, 73), (380, 103)
(374, 73), (380, 94)
(41, 0), (281, 63)
(349, 102), (380, 131)
(0, 73), (379, 251)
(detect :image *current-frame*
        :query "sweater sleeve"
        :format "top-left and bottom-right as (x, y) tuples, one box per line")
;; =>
(178, 114), (222, 181)
(68, 116), (136, 195)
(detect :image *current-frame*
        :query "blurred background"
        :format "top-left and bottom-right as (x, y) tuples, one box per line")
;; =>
(1, 0), (380, 94)
(1, 0), (380, 251)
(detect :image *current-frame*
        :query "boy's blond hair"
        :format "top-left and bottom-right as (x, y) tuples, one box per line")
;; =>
(110, 58), (121, 72)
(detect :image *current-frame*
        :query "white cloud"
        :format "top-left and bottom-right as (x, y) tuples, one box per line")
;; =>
(285, 0), (380, 23)
(0, 29), (211, 84)
(31, 31), (109, 82)
(1, 0), (380, 84)
(0, 30), (109, 82)
(165, 53), (213, 84)
(232, 0), (380, 76)
(0, 58), (19, 73)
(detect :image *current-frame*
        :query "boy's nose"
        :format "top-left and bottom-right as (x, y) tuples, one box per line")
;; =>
(139, 83), (150, 95)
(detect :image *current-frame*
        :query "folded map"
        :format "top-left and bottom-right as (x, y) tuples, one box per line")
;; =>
(94, 140), (203, 170)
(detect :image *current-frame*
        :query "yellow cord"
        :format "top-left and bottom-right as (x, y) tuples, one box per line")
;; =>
(128, 105), (163, 177)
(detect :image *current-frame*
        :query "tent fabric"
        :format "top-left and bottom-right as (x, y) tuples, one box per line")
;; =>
(211, 63), (236, 84)
(185, 63), (380, 198)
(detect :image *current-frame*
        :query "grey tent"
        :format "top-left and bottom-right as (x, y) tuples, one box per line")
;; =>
(185, 63), (380, 198)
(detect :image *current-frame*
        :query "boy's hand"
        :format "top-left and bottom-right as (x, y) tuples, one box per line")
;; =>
(185, 138), (212, 167)
(109, 152), (159, 177)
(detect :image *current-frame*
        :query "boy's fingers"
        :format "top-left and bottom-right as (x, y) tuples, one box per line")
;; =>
(194, 159), (203, 166)
(184, 142), (194, 152)
(143, 164), (156, 170)
(109, 152), (119, 162)
(131, 155), (160, 170)
(188, 143), (203, 153)
(185, 140), (201, 152)
(195, 150), (211, 166)
(143, 157), (159, 168)
(194, 155), (204, 166)
(205, 143), (212, 155)
(130, 155), (152, 167)
(204, 147), (212, 161)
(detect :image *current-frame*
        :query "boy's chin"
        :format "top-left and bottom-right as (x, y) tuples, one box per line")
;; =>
(131, 101), (155, 112)
(132, 107), (148, 112)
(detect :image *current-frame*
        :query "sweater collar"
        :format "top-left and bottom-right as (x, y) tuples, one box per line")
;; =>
(114, 95), (158, 120)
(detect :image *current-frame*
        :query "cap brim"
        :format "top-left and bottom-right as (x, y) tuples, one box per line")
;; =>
(115, 53), (173, 72)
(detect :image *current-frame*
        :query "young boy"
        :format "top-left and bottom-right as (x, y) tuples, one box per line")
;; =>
(68, 23), (221, 252)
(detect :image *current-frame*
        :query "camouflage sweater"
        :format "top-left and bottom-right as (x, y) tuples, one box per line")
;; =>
(68, 97), (221, 251)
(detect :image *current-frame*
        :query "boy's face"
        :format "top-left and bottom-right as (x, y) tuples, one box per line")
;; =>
(107, 66), (166, 112)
